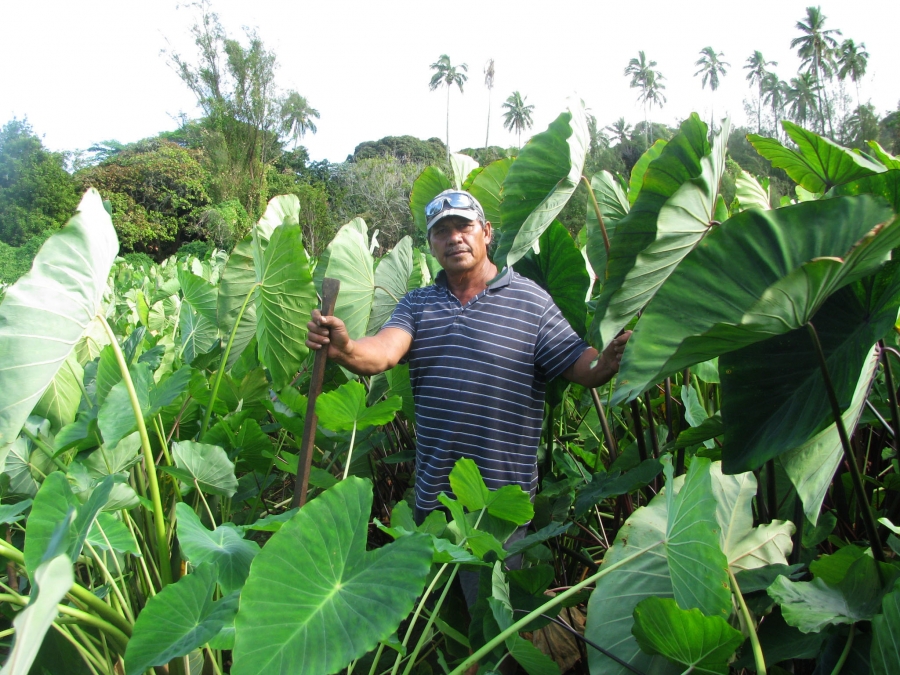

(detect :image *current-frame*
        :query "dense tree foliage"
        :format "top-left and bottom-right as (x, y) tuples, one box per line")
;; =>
(350, 135), (446, 164)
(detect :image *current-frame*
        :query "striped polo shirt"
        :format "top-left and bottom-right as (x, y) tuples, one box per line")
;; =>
(383, 267), (589, 513)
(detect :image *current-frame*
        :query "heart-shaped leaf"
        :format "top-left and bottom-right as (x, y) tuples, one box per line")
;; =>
(410, 166), (452, 233)
(170, 441), (238, 497)
(315, 381), (401, 432)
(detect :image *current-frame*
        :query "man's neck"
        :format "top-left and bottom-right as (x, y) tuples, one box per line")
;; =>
(444, 260), (499, 304)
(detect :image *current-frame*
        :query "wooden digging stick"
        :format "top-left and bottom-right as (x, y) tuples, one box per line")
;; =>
(292, 278), (340, 508)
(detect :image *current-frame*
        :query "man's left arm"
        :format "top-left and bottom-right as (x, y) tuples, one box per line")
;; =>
(563, 332), (631, 388)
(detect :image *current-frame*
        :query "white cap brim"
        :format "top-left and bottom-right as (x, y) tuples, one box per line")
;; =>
(426, 207), (482, 230)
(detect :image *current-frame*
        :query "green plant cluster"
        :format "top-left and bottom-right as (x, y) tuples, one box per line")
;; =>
(3, 103), (900, 675)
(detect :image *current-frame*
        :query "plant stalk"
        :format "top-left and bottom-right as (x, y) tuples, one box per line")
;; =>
(590, 388), (618, 469)
(879, 341), (900, 452)
(581, 175), (610, 255)
(729, 569), (765, 675)
(806, 322), (884, 562)
(100, 315), (172, 586)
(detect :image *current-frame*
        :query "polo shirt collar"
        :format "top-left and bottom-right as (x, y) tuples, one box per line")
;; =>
(434, 266), (511, 291)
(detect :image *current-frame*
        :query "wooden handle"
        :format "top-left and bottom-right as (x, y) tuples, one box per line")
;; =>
(292, 278), (341, 508)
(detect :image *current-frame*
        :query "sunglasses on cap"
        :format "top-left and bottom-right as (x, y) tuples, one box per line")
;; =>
(425, 191), (484, 220)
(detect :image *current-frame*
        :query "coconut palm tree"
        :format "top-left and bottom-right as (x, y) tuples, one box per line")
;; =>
(280, 92), (320, 146)
(605, 118), (632, 146)
(429, 54), (468, 162)
(694, 47), (730, 131)
(501, 91), (535, 148)
(744, 51), (778, 133)
(837, 39), (869, 109)
(786, 72), (821, 129)
(624, 51), (666, 145)
(484, 58), (495, 149)
(761, 73), (788, 140)
(791, 6), (841, 134)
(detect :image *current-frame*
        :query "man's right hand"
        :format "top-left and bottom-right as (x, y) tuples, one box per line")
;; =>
(306, 309), (353, 362)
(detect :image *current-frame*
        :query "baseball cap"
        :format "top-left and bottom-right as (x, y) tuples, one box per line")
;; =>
(425, 190), (486, 231)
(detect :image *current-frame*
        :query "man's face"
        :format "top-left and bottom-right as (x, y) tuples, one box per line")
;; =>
(428, 216), (492, 274)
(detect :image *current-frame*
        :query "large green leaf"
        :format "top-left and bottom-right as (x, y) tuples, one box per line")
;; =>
(748, 121), (883, 193)
(231, 477), (432, 675)
(632, 597), (743, 675)
(720, 263), (900, 473)
(591, 115), (712, 348)
(124, 564), (238, 675)
(464, 157), (513, 226)
(448, 457), (534, 525)
(368, 236), (414, 335)
(613, 196), (899, 406)
(450, 152), (479, 190)
(178, 269), (218, 324)
(179, 304), (219, 365)
(314, 218), (375, 340)
(829, 169), (900, 213)
(708, 463), (793, 571)
(252, 222), (316, 390)
(0, 437), (43, 498)
(170, 441), (238, 497)
(734, 170), (771, 211)
(586, 171), (629, 280)
(497, 100), (588, 267)
(97, 363), (150, 448)
(0, 189), (118, 445)
(315, 381), (401, 432)
(628, 140), (667, 207)
(254, 194), (300, 242)
(0, 555), (73, 675)
(32, 355), (83, 431)
(585, 458), (725, 675)
(780, 344), (879, 523)
(872, 582), (900, 675)
(175, 502), (258, 594)
(410, 166), (452, 232)
(86, 512), (139, 555)
(217, 235), (258, 369)
(513, 221), (590, 336)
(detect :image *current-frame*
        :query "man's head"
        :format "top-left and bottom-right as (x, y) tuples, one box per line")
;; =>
(424, 190), (493, 274)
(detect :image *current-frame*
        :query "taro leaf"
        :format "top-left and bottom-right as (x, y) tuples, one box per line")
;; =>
(450, 152), (479, 190)
(148, 366), (192, 415)
(586, 171), (629, 279)
(664, 457), (730, 617)
(170, 441), (238, 497)
(98, 363), (151, 448)
(175, 502), (258, 594)
(513, 221), (590, 337)
(868, 141), (900, 170)
(720, 264), (900, 473)
(591, 115), (713, 349)
(32, 355), (83, 431)
(748, 121), (883, 193)
(0, 500), (31, 525)
(573, 459), (662, 517)
(586, 458), (727, 675)
(464, 158), (513, 226)
(613, 195), (899, 407)
(708, 463), (793, 572)
(179, 304), (218, 365)
(0, 189), (118, 445)
(316, 380), (400, 433)
(238, 509), (298, 533)
(768, 554), (898, 633)
(829, 169), (900, 212)
(74, 316), (110, 366)
(254, 194), (300, 243)
(368, 236), (414, 335)
(313, 218), (375, 340)
(0, 438), (42, 498)
(871, 582), (900, 675)
(123, 564), (238, 675)
(628, 140), (667, 206)
(217, 234), (258, 369)
(230, 477), (432, 675)
(86, 512), (139, 555)
(82, 432), (142, 510)
(385, 363), (415, 421)
(632, 597), (743, 675)
(0, 555), (73, 675)
(94, 345), (121, 407)
(23, 472), (113, 577)
(178, 269), (218, 324)
(410, 166), (452, 232)
(252, 222), (316, 390)
(734, 170), (771, 211)
(673, 413), (724, 450)
(780, 345), (879, 523)
(497, 100), (588, 267)
(449, 457), (534, 525)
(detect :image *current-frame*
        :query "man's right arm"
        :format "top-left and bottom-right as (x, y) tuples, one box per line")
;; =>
(306, 309), (412, 376)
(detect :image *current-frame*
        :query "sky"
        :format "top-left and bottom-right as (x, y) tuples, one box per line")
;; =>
(1, 0), (897, 164)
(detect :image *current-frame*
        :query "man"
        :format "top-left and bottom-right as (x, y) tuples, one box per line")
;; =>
(306, 189), (630, 523)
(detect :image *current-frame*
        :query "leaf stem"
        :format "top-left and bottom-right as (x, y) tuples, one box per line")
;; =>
(806, 322), (884, 562)
(100, 314), (172, 586)
(830, 624), (855, 675)
(729, 569), (765, 675)
(448, 544), (654, 675)
(581, 175), (610, 255)
(200, 282), (258, 437)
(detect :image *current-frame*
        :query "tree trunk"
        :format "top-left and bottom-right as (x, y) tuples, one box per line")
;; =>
(446, 85), (451, 163)
(485, 89), (491, 149)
